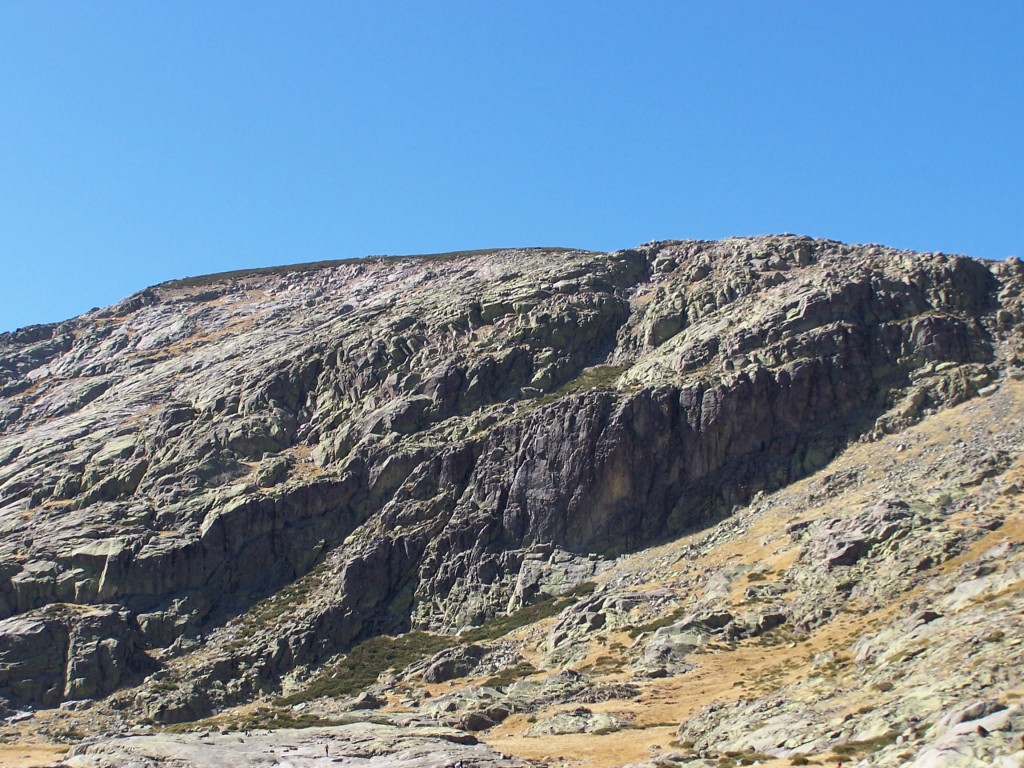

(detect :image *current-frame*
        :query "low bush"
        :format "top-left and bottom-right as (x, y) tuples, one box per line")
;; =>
(483, 661), (537, 689)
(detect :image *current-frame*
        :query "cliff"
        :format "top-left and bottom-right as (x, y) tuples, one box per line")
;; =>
(2, 236), (1023, 767)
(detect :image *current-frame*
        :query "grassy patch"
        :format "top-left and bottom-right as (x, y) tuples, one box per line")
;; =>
(50, 725), (86, 742)
(755, 624), (802, 647)
(163, 706), (350, 733)
(461, 581), (596, 643)
(627, 605), (690, 638)
(583, 655), (625, 675)
(247, 576), (317, 626)
(533, 365), (630, 406)
(231, 561), (330, 645)
(814, 652), (851, 678)
(277, 630), (454, 705)
(738, 755), (775, 766)
(280, 581), (595, 705)
(237, 710), (348, 730)
(828, 731), (899, 759)
(716, 752), (777, 767)
(593, 723), (634, 735)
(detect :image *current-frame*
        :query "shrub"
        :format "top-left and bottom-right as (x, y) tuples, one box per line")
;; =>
(533, 366), (631, 405)
(281, 582), (596, 704)
(277, 631), (453, 705)
(828, 731), (899, 759)
(483, 662), (537, 689)
(626, 606), (690, 638)
(462, 581), (596, 642)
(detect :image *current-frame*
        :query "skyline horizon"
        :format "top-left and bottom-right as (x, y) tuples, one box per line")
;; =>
(3, 2), (1021, 333)
(5, 229), (1016, 334)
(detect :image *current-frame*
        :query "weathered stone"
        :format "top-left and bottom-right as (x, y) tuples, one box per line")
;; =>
(64, 721), (527, 767)
(422, 644), (487, 684)
(524, 706), (631, 737)
(800, 499), (914, 570)
(0, 235), (1019, 726)
(349, 691), (386, 710)
(0, 605), (148, 708)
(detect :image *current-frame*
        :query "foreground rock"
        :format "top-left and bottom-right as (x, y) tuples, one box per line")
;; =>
(64, 722), (528, 768)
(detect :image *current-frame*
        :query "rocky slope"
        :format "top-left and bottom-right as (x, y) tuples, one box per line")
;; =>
(1, 236), (1023, 767)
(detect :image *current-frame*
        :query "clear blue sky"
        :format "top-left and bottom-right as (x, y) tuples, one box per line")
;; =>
(1, 2), (1021, 332)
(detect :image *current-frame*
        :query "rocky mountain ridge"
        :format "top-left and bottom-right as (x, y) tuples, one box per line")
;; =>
(1, 235), (1023, 767)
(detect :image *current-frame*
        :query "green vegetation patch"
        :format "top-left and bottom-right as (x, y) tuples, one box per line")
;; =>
(583, 655), (625, 675)
(714, 753), (778, 768)
(534, 365), (630, 406)
(828, 731), (899, 759)
(626, 605), (690, 638)
(461, 581), (597, 642)
(483, 661), (538, 689)
(246, 570), (321, 627)
(281, 581), (597, 705)
(163, 706), (354, 733)
(277, 630), (454, 705)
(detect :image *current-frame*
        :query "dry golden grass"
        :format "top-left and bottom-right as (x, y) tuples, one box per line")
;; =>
(0, 744), (67, 768)
(487, 725), (677, 768)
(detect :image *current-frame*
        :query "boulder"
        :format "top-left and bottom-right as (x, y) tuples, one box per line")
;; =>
(422, 644), (487, 684)
(524, 706), (631, 737)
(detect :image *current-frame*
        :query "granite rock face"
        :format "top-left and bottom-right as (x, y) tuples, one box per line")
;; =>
(0, 605), (148, 707)
(64, 720), (528, 768)
(0, 236), (1022, 715)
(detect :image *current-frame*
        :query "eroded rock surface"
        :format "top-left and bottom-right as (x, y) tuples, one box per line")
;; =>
(64, 720), (526, 768)
(1, 237), (1024, 768)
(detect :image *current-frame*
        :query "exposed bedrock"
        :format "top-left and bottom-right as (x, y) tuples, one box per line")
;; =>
(0, 236), (1018, 709)
(0, 605), (151, 708)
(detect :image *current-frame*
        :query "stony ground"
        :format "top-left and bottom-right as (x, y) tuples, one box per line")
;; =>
(4, 374), (1023, 767)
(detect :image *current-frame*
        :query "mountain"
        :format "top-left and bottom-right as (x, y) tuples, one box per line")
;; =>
(1, 235), (1023, 768)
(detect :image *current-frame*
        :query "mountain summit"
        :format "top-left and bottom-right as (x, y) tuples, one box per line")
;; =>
(2, 236), (1023, 767)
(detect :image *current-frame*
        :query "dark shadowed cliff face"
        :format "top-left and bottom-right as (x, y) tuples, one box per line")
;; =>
(0, 236), (1022, 714)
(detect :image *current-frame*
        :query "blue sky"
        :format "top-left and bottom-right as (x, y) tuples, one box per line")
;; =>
(1, 2), (1021, 332)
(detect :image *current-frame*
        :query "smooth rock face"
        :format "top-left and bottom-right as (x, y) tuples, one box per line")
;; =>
(0, 235), (1022, 719)
(64, 722), (528, 768)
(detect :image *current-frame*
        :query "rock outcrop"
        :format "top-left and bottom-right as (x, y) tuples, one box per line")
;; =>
(0, 604), (149, 707)
(64, 719), (527, 768)
(1, 235), (1023, 768)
